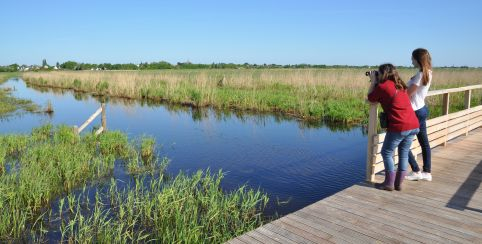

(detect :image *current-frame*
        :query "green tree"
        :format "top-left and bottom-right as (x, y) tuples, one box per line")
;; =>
(60, 61), (78, 70)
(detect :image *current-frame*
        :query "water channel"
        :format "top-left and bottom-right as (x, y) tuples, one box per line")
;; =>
(0, 78), (367, 216)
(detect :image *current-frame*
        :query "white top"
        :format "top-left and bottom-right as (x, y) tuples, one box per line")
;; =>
(407, 70), (432, 111)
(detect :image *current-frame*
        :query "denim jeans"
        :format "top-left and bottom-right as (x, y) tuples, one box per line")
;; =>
(408, 105), (432, 173)
(381, 128), (420, 172)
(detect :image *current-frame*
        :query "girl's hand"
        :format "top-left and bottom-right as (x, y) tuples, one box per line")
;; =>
(369, 71), (378, 84)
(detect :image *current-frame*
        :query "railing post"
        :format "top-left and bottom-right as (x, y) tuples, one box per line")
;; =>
(366, 103), (378, 182)
(442, 93), (450, 146)
(464, 90), (472, 109)
(442, 93), (450, 115)
(464, 90), (471, 136)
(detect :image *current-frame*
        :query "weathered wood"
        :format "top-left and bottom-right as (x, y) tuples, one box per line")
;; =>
(264, 220), (331, 244)
(365, 104), (378, 182)
(255, 226), (300, 244)
(275, 214), (334, 241)
(74, 104), (106, 135)
(226, 238), (246, 244)
(77, 106), (103, 134)
(101, 103), (107, 131)
(464, 90), (472, 109)
(94, 126), (104, 135)
(334, 189), (482, 242)
(236, 234), (263, 244)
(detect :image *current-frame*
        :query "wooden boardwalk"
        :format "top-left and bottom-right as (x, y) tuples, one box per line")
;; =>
(228, 128), (482, 244)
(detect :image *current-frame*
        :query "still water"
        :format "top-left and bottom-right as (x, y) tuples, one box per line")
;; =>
(0, 78), (367, 216)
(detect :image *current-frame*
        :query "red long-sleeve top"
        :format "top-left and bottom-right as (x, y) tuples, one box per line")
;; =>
(368, 80), (419, 132)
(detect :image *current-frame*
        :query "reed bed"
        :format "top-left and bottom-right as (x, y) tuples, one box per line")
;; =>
(0, 125), (268, 243)
(0, 73), (39, 117)
(22, 68), (482, 123)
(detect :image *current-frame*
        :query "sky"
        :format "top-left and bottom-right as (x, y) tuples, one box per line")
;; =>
(1, 0), (482, 67)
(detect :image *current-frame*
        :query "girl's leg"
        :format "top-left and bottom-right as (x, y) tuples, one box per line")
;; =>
(398, 129), (419, 171)
(396, 128), (419, 190)
(377, 131), (404, 191)
(408, 150), (421, 172)
(417, 106), (431, 173)
(381, 132), (404, 172)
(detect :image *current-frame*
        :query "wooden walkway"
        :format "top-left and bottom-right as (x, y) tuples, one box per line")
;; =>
(228, 128), (482, 244)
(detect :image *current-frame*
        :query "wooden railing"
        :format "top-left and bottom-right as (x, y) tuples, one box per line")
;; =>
(366, 84), (482, 182)
(74, 103), (106, 135)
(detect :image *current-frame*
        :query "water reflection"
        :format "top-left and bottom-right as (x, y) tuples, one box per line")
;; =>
(25, 81), (359, 132)
(2, 78), (367, 216)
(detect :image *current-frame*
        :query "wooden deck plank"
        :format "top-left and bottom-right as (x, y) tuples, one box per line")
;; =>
(285, 213), (359, 244)
(328, 190), (481, 242)
(349, 183), (482, 224)
(302, 201), (419, 243)
(236, 234), (263, 244)
(245, 230), (280, 244)
(322, 196), (452, 243)
(256, 225), (306, 244)
(226, 238), (246, 244)
(292, 210), (380, 243)
(228, 128), (482, 244)
(274, 215), (335, 243)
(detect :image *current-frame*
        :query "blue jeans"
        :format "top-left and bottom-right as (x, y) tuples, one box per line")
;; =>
(381, 128), (420, 172)
(408, 105), (432, 173)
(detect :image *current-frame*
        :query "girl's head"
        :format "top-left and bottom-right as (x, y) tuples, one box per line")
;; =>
(412, 48), (432, 85)
(378, 63), (407, 90)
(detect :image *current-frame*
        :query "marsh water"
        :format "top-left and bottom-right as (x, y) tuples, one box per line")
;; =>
(1, 78), (367, 216)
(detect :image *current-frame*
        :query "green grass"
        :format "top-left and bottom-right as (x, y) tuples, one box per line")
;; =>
(0, 125), (268, 242)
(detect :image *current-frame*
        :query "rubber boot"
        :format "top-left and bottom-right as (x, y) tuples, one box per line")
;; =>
(395, 171), (407, 191)
(375, 170), (396, 191)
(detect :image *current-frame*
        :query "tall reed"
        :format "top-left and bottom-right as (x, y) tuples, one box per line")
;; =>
(22, 68), (482, 122)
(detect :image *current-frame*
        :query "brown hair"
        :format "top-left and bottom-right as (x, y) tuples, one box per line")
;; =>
(412, 48), (432, 86)
(378, 63), (407, 90)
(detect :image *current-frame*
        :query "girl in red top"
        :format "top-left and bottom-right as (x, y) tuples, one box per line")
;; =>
(368, 63), (420, 191)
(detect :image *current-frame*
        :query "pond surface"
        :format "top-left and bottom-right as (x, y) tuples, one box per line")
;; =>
(0, 78), (367, 216)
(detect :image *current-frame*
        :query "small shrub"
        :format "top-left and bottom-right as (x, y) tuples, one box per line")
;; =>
(140, 136), (156, 165)
(73, 79), (82, 89)
(95, 81), (109, 94)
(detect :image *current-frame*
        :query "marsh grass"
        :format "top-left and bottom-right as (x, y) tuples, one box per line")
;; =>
(0, 125), (268, 242)
(0, 73), (40, 117)
(22, 68), (482, 123)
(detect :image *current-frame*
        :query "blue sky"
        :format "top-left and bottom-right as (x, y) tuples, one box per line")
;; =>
(1, 0), (482, 67)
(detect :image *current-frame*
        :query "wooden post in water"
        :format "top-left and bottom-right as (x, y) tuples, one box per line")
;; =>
(101, 103), (106, 131)
(365, 103), (378, 182)
(94, 103), (106, 135)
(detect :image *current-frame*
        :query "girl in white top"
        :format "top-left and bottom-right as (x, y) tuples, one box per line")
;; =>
(406, 48), (433, 181)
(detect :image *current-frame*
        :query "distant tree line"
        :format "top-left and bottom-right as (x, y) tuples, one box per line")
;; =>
(0, 60), (477, 72)
(0, 64), (19, 72)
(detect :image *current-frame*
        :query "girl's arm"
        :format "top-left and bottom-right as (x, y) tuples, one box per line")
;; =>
(407, 84), (418, 96)
(407, 72), (422, 96)
(367, 80), (377, 96)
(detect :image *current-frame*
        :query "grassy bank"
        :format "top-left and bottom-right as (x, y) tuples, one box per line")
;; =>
(0, 73), (39, 117)
(22, 69), (482, 123)
(0, 125), (268, 242)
